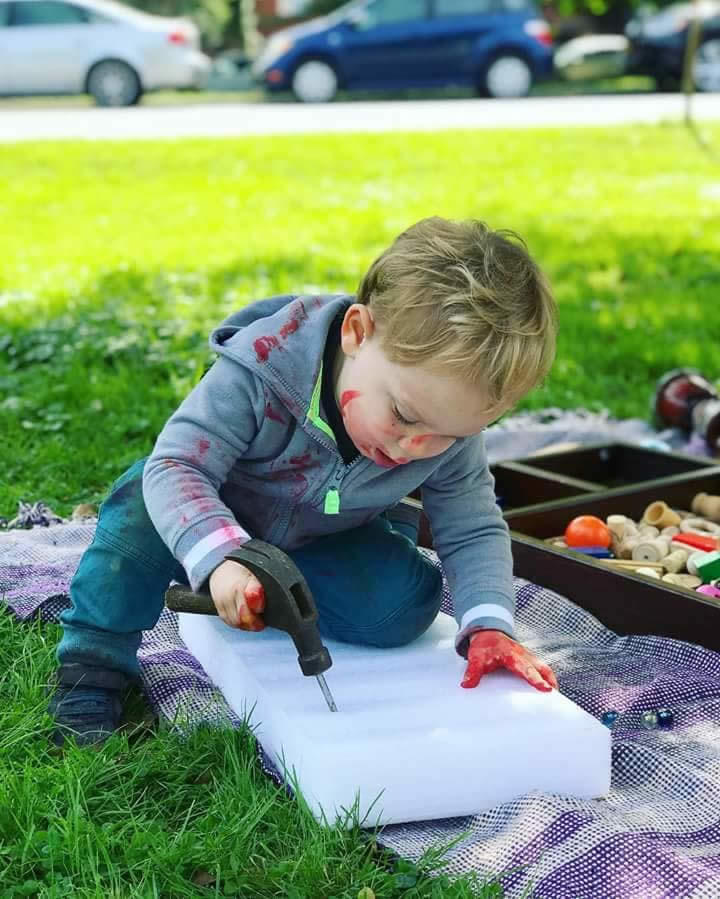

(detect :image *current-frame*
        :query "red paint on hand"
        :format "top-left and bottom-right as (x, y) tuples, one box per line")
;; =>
(245, 581), (265, 615)
(461, 630), (558, 692)
(340, 390), (362, 412)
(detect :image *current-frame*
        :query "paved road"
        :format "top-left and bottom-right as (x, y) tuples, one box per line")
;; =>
(1, 93), (719, 141)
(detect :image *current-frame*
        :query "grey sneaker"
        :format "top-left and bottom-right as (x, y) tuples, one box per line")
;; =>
(49, 664), (129, 747)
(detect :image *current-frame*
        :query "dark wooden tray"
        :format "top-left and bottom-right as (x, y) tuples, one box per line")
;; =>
(510, 441), (715, 490)
(505, 469), (720, 650)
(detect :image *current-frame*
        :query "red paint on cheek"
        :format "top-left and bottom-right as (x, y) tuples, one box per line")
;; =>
(340, 390), (362, 412)
(265, 402), (285, 423)
(254, 336), (280, 362)
(410, 435), (432, 447)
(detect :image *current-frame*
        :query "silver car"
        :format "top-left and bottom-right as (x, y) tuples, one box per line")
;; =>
(0, 0), (211, 105)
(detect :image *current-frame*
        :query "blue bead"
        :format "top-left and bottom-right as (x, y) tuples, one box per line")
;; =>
(601, 710), (619, 728)
(641, 710), (659, 729)
(657, 708), (674, 729)
(571, 546), (613, 558)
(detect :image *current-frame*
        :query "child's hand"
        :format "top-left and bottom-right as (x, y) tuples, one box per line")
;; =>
(461, 629), (558, 692)
(209, 559), (266, 631)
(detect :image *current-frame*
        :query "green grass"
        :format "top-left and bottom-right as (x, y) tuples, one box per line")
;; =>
(2, 125), (720, 895)
(0, 617), (497, 897)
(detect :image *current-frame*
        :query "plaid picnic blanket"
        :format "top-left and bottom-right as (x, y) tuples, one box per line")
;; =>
(3, 519), (720, 899)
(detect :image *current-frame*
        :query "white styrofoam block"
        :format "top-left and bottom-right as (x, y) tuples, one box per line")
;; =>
(179, 612), (611, 827)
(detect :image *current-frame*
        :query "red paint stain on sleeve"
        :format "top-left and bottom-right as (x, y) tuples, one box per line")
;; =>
(196, 438), (210, 459)
(340, 390), (362, 411)
(289, 452), (311, 466)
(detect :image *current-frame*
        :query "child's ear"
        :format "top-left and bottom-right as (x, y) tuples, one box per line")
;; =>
(340, 304), (375, 356)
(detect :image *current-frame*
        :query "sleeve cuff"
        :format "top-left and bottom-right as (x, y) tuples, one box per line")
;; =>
(180, 524), (251, 592)
(454, 602), (515, 658)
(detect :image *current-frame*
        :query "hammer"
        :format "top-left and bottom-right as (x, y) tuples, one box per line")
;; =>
(165, 539), (338, 712)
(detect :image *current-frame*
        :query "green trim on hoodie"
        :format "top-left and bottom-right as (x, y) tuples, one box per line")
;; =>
(307, 361), (337, 443)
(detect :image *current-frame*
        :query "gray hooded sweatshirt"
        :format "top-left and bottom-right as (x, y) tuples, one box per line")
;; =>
(143, 294), (515, 654)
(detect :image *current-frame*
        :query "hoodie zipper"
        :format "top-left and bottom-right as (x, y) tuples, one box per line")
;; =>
(323, 454), (365, 515)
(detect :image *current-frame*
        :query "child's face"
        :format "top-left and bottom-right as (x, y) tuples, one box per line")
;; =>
(335, 305), (501, 468)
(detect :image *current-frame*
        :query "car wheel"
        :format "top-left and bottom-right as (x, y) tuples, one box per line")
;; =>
(291, 60), (338, 103)
(693, 38), (720, 93)
(87, 60), (142, 107)
(479, 54), (533, 99)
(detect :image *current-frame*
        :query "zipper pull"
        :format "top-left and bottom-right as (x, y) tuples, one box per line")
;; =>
(324, 488), (340, 515)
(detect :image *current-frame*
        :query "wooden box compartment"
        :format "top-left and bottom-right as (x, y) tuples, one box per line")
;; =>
(505, 470), (720, 651)
(491, 462), (603, 512)
(508, 442), (714, 490)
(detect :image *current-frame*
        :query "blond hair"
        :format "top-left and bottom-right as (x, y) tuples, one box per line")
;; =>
(357, 217), (557, 413)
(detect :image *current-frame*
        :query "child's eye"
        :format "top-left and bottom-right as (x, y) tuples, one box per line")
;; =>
(392, 405), (418, 426)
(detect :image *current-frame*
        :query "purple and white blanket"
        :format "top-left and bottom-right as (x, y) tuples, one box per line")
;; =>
(3, 410), (719, 898)
(3, 519), (720, 899)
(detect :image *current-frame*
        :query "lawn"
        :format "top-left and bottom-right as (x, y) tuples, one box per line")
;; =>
(1, 125), (720, 896)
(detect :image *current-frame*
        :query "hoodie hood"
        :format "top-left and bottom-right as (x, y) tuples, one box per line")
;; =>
(210, 293), (353, 444)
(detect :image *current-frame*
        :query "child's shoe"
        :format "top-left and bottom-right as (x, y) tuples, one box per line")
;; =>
(49, 663), (129, 747)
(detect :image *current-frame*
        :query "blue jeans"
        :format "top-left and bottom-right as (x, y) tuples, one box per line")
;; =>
(58, 459), (443, 677)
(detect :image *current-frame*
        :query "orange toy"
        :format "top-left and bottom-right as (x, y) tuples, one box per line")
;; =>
(564, 515), (612, 549)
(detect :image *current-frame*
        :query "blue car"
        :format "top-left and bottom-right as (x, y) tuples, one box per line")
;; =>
(252, 0), (554, 101)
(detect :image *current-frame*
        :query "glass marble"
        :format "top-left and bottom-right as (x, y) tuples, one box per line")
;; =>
(601, 710), (619, 728)
(640, 710), (659, 729)
(656, 708), (674, 729)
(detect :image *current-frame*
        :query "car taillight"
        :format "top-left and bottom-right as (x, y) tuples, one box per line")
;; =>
(524, 19), (553, 47)
(168, 30), (189, 44)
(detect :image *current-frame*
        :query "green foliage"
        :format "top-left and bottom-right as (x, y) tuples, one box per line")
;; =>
(123, 0), (233, 46)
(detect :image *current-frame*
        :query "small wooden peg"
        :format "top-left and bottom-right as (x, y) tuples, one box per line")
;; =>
(691, 492), (720, 523)
(606, 515), (631, 540)
(643, 501), (681, 529)
(662, 573), (702, 589)
(632, 536), (671, 563)
(661, 547), (690, 574)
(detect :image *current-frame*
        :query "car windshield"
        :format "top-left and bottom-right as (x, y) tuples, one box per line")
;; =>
(326, 0), (370, 23)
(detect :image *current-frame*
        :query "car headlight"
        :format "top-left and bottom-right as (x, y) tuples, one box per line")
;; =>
(255, 35), (295, 71)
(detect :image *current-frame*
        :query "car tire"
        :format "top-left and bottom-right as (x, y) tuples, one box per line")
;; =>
(291, 59), (338, 103)
(87, 60), (142, 107)
(478, 53), (533, 99)
(693, 38), (720, 93)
